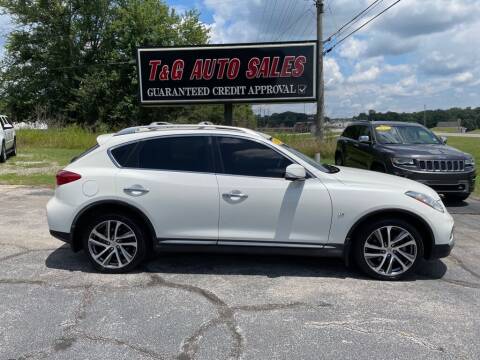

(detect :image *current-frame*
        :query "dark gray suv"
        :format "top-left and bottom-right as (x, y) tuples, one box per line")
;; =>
(335, 121), (476, 201)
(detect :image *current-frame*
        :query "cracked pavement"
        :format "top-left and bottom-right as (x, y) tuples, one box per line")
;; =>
(0, 185), (479, 359)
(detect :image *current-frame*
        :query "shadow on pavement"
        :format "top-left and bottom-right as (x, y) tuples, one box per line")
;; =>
(45, 246), (447, 282)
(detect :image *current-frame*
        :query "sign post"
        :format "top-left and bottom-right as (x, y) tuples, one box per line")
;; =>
(137, 42), (318, 122)
(224, 103), (233, 125)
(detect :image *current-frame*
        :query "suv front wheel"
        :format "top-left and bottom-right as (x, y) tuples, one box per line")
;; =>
(82, 213), (147, 273)
(353, 219), (424, 280)
(0, 142), (6, 163)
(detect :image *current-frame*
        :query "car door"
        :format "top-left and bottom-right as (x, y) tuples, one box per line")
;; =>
(214, 136), (332, 246)
(342, 125), (359, 167)
(351, 125), (373, 169)
(113, 135), (220, 244)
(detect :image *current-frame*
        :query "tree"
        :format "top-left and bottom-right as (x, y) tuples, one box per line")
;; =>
(0, 0), (256, 128)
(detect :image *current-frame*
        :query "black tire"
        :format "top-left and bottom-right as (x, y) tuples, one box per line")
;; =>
(444, 193), (470, 202)
(335, 152), (344, 166)
(11, 138), (17, 156)
(353, 218), (424, 280)
(82, 213), (147, 273)
(0, 142), (6, 163)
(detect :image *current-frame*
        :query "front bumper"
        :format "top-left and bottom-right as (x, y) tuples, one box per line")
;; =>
(50, 230), (72, 244)
(428, 228), (455, 260)
(390, 166), (476, 195)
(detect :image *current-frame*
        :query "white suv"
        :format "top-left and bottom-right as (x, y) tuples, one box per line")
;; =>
(47, 124), (455, 280)
(0, 115), (17, 162)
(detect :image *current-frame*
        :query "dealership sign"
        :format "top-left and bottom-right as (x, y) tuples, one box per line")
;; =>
(137, 42), (317, 105)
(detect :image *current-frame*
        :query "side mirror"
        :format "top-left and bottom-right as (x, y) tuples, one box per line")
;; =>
(3, 123), (13, 130)
(440, 136), (448, 144)
(285, 164), (306, 181)
(358, 135), (370, 143)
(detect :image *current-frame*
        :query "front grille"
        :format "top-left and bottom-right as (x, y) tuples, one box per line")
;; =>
(417, 159), (465, 172)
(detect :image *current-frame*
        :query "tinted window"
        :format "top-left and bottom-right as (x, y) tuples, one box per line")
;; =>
(217, 137), (292, 178)
(343, 125), (359, 140)
(357, 125), (371, 139)
(112, 136), (213, 172)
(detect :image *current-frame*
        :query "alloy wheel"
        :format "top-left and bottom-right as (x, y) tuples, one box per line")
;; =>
(363, 225), (418, 277)
(87, 220), (138, 269)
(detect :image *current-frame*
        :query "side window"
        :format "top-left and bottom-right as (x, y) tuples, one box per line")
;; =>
(357, 125), (371, 139)
(341, 126), (351, 139)
(216, 137), (292, 178)
(343, 125), (359, 140)
(112, 136), (213, 173)
(0, 117), (5, 129)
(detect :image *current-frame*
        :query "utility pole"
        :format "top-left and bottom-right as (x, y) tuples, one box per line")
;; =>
(315, 0), (325, 140)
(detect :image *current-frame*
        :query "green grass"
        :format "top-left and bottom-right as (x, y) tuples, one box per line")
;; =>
(0, 128), (477, 195)
(0, 147), (86, 188)
(432, 127), (462, 133)
(271, 133), (336, 162)
(17, 126), (99, 149)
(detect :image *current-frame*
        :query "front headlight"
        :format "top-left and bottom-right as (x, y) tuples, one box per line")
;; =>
(392, 157), (415, 166)
(465, 158), (475, 167)
(405, 191), (444, 213)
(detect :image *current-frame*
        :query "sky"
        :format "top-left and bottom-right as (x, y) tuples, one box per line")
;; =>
(1, 0), (480, 118)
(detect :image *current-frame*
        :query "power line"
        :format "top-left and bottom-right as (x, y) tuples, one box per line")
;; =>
(324, 0), (384, 43)
(262, 0), (278, 41)
(256, 0), (268, 42)
(274, 0), (297, 38)
(324, 0), (402, 54)
(274, 1), (312, 42)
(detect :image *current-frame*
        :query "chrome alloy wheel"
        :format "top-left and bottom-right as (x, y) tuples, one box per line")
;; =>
(363, 226), (418, 277)
(88, 220), (138, 269)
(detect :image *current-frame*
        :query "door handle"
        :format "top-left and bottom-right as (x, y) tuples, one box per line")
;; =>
(223, 191), (248, 199)
(123, 185), (149, 197)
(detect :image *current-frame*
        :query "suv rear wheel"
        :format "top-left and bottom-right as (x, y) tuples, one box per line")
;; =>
(82, 213), (147, 273)
(11, 138), (17, 156)
(335, 152), (344, 166)
(353, 218), (424, 280)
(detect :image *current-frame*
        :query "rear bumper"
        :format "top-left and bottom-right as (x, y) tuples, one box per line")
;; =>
(390, 167), (476, 194)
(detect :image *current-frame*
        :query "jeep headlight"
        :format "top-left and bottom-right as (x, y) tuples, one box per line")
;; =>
(465, 158), (475, 167)
(406, 191), (444, 213)
(392, 158), (415, 166)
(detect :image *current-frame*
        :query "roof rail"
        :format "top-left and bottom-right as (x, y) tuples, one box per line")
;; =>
(114, 123), (261, 137)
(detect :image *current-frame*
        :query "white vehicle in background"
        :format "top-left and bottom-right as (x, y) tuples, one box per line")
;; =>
(47, 124), (455, 280)
(0, 115), (17, 162)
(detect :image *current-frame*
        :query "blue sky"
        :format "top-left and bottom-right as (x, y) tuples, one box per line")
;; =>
(2, 0), (480, 118)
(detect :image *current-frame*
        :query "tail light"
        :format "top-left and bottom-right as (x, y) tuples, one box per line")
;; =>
(56, 170), (82, 186)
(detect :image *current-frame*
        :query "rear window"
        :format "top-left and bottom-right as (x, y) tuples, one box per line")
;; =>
(110, 136), (214, 173)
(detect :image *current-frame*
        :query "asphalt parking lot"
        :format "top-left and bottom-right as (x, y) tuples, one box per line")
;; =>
(1, 185), (479, 360)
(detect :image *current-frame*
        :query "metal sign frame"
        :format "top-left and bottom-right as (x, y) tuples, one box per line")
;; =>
(137, 41), (317, 105)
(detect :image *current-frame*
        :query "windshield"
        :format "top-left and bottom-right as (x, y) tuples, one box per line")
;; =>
(280, 144), (338, 173)
(374, 124), (442, 145)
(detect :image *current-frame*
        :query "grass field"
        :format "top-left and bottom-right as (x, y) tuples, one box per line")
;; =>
(0, 127), (477, 196)
(432, 127), (462, 133)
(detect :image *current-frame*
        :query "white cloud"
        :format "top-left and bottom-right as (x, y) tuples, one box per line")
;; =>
(348, 65), (381, 83)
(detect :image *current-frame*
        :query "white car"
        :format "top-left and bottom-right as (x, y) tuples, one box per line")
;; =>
(0, 115), (17, 162)
(47, 124), (455, 280)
